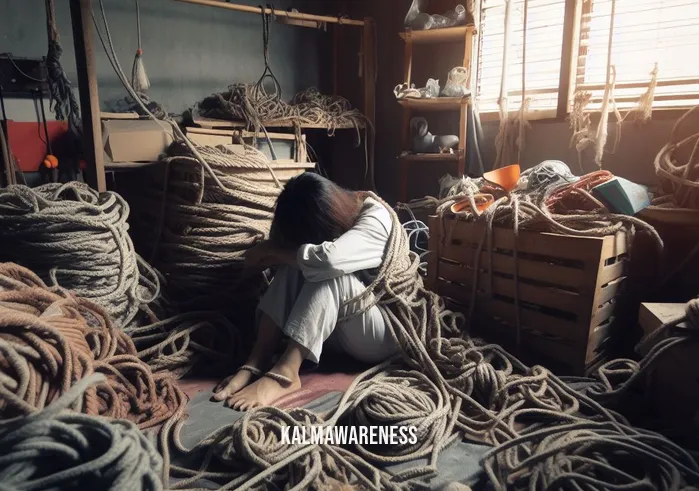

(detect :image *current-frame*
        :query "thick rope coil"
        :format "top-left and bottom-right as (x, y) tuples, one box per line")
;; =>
(141, 142), (280, 313)
(0, 182), (160, 328)
(0, 262), (186, 431)
(0, 373), (163, 491)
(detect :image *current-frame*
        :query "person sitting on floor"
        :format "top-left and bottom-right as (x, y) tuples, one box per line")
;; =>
(212, 172), (399, 410)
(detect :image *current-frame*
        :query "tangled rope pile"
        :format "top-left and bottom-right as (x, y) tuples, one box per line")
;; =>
(0, 373), (163, 491)
(160, 193), (694, 491)
(126, 311), (244, 379)
(0, 262), (185, 429)
(572, 297), (699, 407)
(483, 298), (699, 490)
(0, 182), (159, 328)
(199, 84), (368, 138)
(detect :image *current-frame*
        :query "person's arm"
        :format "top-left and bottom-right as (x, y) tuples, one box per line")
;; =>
(244, 241), (298, 270)
(297, 204), (392, 282)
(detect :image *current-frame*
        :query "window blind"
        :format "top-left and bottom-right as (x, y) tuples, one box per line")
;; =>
(476, 0), (566, 116)
(573, 0), (699, 110)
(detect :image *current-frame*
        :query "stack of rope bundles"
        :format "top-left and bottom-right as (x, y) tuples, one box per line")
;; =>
(0, 262), (185, 429)
(163, 194), (697, 491)
(0, 182), (159, 328)
(198, 84), (368, 137)
(0, 373), (164, 491)
(145, 142), (281, 315)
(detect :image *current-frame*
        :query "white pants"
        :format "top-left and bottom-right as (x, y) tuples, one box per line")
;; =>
(257, 266), (398, 364)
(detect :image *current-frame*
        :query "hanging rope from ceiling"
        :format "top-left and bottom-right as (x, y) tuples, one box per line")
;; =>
(44, 0), (81, 135)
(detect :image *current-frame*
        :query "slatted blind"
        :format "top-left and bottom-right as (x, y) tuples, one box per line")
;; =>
(476, 0), (566, 116)
(573, 0), (699, 110)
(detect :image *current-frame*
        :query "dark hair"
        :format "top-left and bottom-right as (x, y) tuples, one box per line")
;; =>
(269, 173), (364, 249)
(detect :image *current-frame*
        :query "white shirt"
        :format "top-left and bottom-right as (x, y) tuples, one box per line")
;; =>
(296, 197), (393, 283)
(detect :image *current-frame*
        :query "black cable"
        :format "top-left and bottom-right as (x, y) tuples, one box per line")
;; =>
(37, 89), (53, 155)
(30, 91), (47, 146)
(1, 53), (47, 83)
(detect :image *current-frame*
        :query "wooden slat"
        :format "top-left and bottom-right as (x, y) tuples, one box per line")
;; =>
(587, 318), (613, 361)
(186, 132), (232, 146)
(592, 301), (616, 327)
(443, 218), (606, 264)
(186, 126), (299, 140)
(397, 97), (469, 112)
(474, 319), (584, 371)
(436, 261), (591, 317)
(435, 280), (586, 343)
(399, 25), (477, 45)
(192, 115), (363, 130)
(439, 245), (593, 292)
(100, 111), (140, 120)
(598, 258), (627, 285)
(596, 277), (625, 307)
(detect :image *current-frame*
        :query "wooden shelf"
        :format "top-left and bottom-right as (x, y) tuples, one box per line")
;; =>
(400, 152), (460, 161)
(399, 25), (476, 45)
(397, 96), (469, 112)
(192, 115), (364, 130)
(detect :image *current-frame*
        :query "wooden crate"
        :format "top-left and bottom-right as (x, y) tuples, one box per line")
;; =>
(426, 216), (628, 374)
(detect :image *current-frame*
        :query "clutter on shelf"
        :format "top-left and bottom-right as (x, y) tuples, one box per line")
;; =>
(394, 67), (470, 101)
(404, 0), (473, 30)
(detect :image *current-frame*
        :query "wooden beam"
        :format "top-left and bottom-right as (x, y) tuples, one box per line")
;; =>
(70, 0), (106, 192)
(172, 0), (365, 26)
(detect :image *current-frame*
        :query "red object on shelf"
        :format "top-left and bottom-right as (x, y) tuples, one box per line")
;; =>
(6, 120), (70, 172)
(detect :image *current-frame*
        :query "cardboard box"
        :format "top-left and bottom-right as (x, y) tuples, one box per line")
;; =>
(102, 120), (173, 163)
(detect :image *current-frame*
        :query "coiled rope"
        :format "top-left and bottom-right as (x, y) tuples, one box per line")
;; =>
(0, 262), (185, 430)
(0, 373), (163, 491)
(0, 182), (160, 328)
(162, 194), (693, 491)
(145, 142), (281, 310)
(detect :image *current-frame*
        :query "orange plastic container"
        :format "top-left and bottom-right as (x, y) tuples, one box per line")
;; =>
(483, 164), (521, 192)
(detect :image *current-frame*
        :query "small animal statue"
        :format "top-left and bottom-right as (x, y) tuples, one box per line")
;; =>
(410, 117), (459, 154)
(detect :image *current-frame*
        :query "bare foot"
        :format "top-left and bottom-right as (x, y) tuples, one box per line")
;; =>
(212, 369), (258, 403)
(229, 372), (301, 411)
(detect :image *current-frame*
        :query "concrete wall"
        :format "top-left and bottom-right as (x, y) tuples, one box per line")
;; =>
(0, 0), (330, 121)
(336, 0), (678, 202)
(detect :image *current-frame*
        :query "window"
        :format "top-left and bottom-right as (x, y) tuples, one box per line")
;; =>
(571, 0), (699, 110)
(476, 0), (567, 117)
(475, 0), (699, 116)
